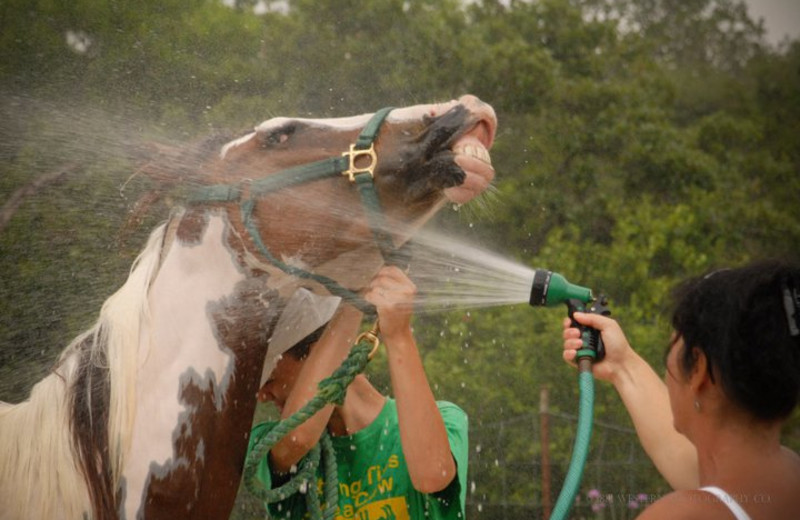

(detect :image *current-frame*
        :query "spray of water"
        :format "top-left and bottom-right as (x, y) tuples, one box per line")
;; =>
(402, 227), (537, 314)
(0, 94), (231, 401)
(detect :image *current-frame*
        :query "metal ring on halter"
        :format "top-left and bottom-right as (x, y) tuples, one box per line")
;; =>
(356, 321), (381, 360)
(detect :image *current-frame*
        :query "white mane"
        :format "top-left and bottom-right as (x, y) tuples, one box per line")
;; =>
(0, 222), (167, 520)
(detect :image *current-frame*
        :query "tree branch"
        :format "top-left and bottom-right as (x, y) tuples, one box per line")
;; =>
(0, 164), (78, 234)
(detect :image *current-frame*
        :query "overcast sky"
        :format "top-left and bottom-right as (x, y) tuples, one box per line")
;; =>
(746, 0), (800, 44)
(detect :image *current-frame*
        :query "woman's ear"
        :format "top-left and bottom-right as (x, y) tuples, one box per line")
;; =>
(688, 347), (712, 394)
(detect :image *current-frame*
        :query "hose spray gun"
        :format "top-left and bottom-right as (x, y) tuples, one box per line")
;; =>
(527, 269), (611, 520)
(528, 269), (610, 364)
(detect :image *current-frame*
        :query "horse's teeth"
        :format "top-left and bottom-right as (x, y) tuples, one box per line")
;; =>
(455, 144), (491, 165)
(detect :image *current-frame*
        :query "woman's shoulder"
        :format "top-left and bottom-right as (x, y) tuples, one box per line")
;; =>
(780, 445), (800, 467)
(635, 489), (743, 520)
(779, 446), (800, 513)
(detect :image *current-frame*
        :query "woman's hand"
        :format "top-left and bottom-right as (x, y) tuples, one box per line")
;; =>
(563, 312), (700, 489)
(562, 312), (636, 384)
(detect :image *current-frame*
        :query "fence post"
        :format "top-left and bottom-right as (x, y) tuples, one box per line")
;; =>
(540, 385), (552, 518)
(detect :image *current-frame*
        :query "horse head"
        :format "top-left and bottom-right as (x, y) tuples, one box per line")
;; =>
(198, 95), (497, 289)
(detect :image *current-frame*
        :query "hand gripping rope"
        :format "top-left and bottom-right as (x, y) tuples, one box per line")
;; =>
(243, 324), (380, 520)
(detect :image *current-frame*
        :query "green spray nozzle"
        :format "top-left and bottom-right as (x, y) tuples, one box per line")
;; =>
(529, 269), (593, 307)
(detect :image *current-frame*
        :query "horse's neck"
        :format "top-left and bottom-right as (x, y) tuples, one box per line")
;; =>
(122, 209), (279, 519)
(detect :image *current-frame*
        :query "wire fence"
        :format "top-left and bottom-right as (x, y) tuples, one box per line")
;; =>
(464, 409), (668, 520)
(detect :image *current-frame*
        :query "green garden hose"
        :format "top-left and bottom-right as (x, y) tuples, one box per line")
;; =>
(528, 270), (608, 519)
(549, 359), (595, 520)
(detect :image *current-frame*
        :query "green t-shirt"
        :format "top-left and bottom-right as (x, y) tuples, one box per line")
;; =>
(247, 398), (469, 520)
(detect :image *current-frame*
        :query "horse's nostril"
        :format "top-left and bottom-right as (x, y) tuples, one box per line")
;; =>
(476, 119), (495, 149)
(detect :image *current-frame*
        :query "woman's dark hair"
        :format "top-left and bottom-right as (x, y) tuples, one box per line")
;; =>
(669, 259), (800, 421)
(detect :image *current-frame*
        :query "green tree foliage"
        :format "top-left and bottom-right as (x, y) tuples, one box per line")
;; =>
(1, 0), (798, 518)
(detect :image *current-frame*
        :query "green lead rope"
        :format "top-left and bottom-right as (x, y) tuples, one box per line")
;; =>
(243, 337), (375, 520)
(240, 198), (376, 315)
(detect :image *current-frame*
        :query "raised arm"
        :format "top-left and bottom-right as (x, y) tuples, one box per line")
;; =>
(268, 303), (363, 474)
(563, 312), (699, 490)
(366, 266), (457, 494)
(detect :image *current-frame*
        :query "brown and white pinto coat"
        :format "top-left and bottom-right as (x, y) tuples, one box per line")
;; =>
(0, 95), (497, 519)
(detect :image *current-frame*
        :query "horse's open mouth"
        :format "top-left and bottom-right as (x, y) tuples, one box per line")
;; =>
(405, 95), (497, 205)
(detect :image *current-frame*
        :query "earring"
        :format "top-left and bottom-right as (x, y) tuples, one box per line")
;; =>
(694, 400), (701, 412)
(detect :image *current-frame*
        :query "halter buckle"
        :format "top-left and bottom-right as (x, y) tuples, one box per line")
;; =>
(342, 144), (377, 182)
(356, 320), (381, 360)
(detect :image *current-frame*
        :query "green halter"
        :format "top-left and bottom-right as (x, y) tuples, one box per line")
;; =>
(189, 107), (396, 314)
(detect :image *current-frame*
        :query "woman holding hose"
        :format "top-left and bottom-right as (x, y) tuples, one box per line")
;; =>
(563, 260), (800, 519)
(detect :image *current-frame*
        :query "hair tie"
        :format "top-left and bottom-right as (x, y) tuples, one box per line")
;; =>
(782, 275), (800, 337)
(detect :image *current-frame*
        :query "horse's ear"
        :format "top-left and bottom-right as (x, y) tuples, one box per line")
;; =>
(116, 134), (232, 247)
(117, 189), (162, 250)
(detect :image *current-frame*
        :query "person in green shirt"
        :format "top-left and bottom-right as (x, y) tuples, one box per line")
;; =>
(248, 266), (469, 520)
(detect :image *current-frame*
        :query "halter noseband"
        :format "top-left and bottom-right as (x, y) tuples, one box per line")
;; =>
(188, 107), (396, 313)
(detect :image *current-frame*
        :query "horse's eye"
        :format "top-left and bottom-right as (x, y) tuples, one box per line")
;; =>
(260, 123), (297, 147)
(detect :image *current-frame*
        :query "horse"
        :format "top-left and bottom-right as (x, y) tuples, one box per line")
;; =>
(0, 95), (497, 519)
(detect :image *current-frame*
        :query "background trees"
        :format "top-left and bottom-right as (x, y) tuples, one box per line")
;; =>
(2, 0), (798, 518)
